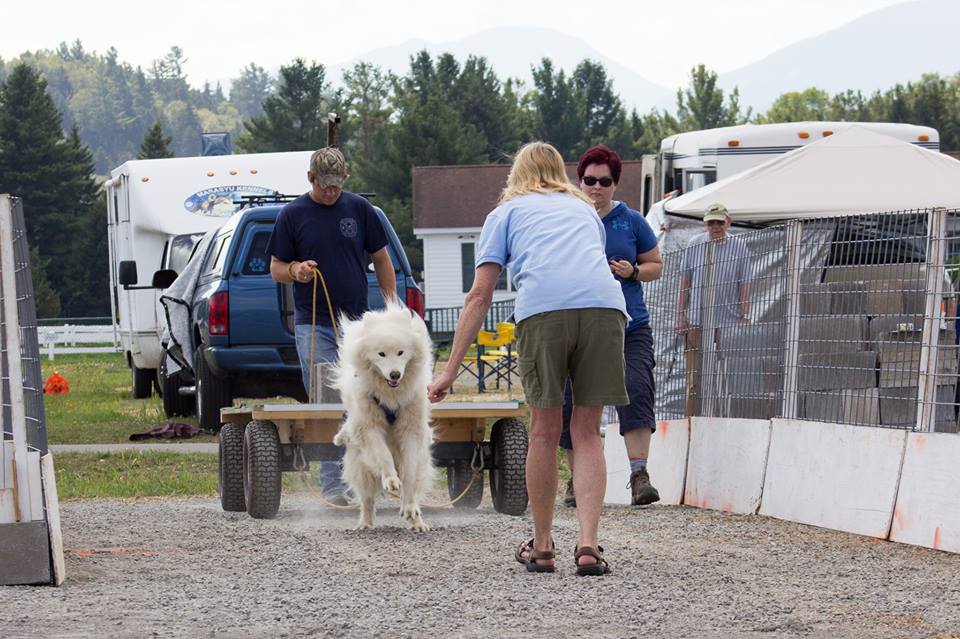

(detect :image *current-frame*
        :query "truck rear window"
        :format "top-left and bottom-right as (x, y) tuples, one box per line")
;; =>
(241, 230), (272, 275)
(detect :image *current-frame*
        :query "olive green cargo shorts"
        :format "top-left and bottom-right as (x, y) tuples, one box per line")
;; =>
(515, 308), (628, 408)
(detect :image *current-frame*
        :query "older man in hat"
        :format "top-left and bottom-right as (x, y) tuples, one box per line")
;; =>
(675, 203), (753, 417)
(268, 147), (397, 505)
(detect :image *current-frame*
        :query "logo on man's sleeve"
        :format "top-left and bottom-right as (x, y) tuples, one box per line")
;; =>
(339, 217), (358, 238)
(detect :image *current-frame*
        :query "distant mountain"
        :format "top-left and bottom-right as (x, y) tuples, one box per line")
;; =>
(719, 0), (960, 110)
(327, 27), (674, 114)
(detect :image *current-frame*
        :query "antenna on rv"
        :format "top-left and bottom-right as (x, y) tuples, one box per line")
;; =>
(326, 112), (341, 148)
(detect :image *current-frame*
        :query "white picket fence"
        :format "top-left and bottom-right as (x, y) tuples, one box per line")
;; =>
(38, 324), (119, 360)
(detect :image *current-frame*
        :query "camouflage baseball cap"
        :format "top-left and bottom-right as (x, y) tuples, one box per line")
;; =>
(703, 202), (729, 222)
(310, 147), (347, 188)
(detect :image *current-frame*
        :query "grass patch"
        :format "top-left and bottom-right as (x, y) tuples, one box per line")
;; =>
(55, 452), (219, 499)
(41, 353), (211, 444)
(54, 453), (460, 500)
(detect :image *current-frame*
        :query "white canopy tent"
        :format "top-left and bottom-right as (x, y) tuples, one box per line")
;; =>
(651, 126), (960, 227)
(642, 126), (960, 420)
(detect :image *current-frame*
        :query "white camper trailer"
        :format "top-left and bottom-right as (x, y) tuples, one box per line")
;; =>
(105, 151), (313, 397)
(638, 122), (939, 212)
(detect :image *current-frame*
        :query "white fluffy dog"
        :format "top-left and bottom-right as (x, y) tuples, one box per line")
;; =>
(332, 303), (434, 531)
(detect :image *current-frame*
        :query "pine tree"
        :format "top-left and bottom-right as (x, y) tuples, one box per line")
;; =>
(0, 63), (73, 254)
(237, 58), (336, 152)
(676, 65), (750, 130)
(138, 120), (174, 159)
(59, 125), (105, 316)
(0, 65), (103, 316)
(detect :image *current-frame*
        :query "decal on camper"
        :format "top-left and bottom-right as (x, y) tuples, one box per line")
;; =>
(183, 185), (278, 217)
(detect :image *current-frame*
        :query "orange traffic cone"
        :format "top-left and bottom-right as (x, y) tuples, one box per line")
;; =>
(44, 371), (69, 395)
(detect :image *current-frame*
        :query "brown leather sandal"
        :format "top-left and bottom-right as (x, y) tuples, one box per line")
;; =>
(515, 538), (556, 573)
(574, 545), (611, 576)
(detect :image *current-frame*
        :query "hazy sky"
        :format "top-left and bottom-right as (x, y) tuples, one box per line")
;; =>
(7, 0), (906, 88)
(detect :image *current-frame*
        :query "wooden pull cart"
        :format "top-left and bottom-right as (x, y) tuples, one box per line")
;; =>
(218, 401), (529, 519)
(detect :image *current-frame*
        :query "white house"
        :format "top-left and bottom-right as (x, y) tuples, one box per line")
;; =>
(413, 160), (647, 310)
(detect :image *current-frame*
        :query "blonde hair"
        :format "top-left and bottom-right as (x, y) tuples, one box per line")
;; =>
(499, 142), (592, 205)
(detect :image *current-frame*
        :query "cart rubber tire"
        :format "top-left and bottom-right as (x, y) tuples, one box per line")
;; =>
(243, 420), (282, 519)
(131, 365), (153, 399)
(160, 355), (195, 417)
(489, 417), (528, 515)
(447, 460), (483, 509)
(219, 422), (246, 512)
(195, 346), (231, 432)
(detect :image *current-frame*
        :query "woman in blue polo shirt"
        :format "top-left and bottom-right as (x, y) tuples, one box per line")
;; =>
(561, 145), (664, 507)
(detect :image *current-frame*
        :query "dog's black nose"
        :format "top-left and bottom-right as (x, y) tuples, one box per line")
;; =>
(390, 371), (401, 381)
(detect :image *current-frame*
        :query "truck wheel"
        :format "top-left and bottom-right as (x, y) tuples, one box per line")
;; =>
(219, 422), (246, 512)
(131, 365), (153, 399)
(447, 460), (483, 509)
(489, 417), (528, 516)
(160, 355), (195, 417)
(243, 420), (282, 519)
(195, 347), (231, 432)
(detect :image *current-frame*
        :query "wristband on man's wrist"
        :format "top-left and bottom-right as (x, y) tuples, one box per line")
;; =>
(631, 264), (640, 281)
(287, 261), (298, 281)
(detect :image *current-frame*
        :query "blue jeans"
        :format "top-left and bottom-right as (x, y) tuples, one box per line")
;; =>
(295, 323), (347, 495)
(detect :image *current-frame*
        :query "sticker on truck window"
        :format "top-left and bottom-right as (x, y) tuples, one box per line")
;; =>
(184, 186), (278, 217)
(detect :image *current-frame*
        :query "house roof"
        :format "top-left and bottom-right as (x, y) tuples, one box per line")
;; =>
(412, 160), (646, 230)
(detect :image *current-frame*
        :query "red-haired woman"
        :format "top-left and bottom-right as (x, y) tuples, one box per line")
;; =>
(561, 144), (664, 507)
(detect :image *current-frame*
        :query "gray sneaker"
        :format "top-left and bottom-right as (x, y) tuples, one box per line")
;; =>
(563, 478), (576, 508)
(629, 468), (660, 506)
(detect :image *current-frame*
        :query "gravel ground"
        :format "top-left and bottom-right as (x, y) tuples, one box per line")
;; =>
(3, 493), (960, 639)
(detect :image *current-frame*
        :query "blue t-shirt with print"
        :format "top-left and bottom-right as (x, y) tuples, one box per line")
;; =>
(603, 201), (658, 330)
(266, 191), (388, 325)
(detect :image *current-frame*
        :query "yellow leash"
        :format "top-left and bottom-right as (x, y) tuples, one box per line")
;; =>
(308, 266), (339, 403)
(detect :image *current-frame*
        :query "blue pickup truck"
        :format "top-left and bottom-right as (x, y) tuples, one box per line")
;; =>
(159, 199), (424, 431)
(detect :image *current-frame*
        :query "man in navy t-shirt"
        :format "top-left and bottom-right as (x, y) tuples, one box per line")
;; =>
(267, 147), (396, 504)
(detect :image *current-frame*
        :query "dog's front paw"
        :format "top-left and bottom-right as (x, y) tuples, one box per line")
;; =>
(402, 504), (428, 531)
(382, 474), (401, 494)
(355, 519), (374, 531)
(332, 430), (347, 446)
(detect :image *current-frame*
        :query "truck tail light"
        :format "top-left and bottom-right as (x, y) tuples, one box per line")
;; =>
(405, 287), (425, 319)
(209, 291), (229, 335)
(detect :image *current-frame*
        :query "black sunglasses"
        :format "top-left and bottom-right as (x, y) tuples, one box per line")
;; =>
(582, 176), (614, 187)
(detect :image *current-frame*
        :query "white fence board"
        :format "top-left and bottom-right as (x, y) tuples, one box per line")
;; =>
(27, 451), (43, 522)
(39, 324), (119, 359)
(605, 419), (690, 506)
(760, 419), (906, 539)
(647, 419), (690, 506)
(41, 454), (65, 585)
(685, 418), (771, 514)
(890, 432), (960, 553)
(603, 423), (630, 505)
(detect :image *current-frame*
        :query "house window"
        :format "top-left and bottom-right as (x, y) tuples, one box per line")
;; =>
(462, 240), (512, 293)
(461, 242), (475, 293)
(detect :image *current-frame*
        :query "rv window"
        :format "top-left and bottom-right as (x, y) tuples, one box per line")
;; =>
(168, 233), (205, 274)
(684, 170), (716, 193)
(642, 176), (652, 214)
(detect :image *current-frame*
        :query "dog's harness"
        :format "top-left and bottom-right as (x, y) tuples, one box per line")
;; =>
(371, 395), (398, 426)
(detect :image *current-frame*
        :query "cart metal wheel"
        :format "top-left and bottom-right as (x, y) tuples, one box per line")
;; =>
(488, 417), (528, 515)
(131, 365), (153, 399)
(447, 460), (483, 509)
(243, 420), (282, 519)
(218, 422), (246, 512)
